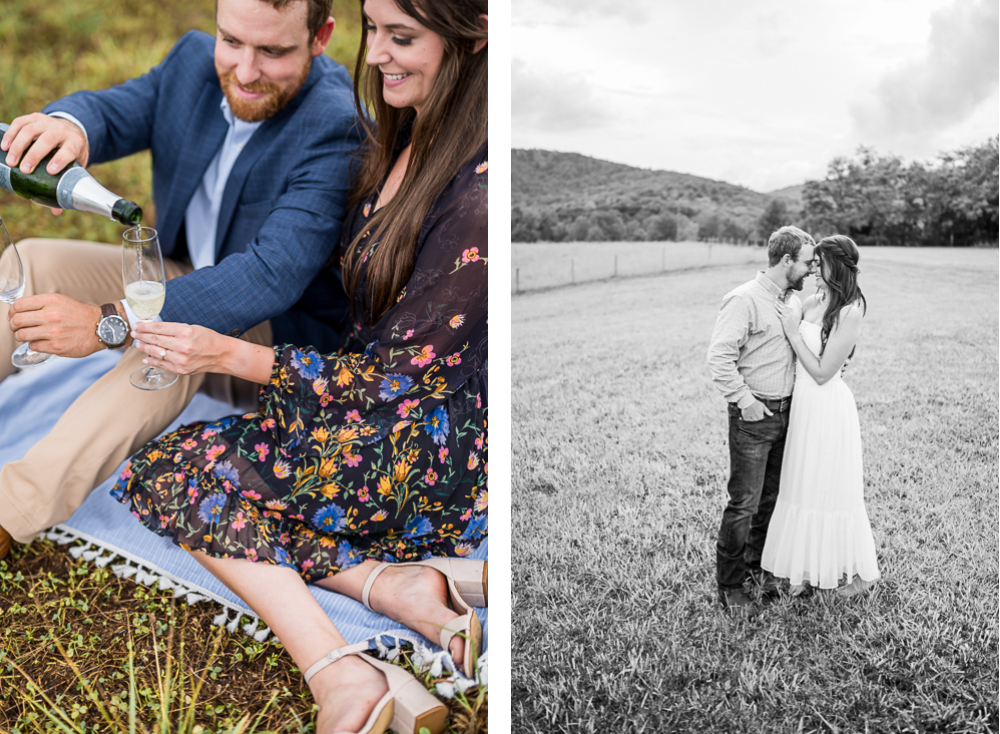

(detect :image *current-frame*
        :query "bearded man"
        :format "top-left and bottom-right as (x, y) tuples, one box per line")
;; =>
(707, 226), (816, 611)
(0, 0), (359, 560)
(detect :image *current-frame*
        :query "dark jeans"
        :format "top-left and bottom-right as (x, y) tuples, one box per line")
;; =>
(716, 403), (790, 589)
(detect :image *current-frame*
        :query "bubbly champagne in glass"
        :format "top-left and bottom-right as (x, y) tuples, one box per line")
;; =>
(122, 226), (176, 390)
(124, 280), (165, 320)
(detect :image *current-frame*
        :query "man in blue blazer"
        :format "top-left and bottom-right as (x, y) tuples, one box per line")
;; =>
(0, 0), (360, 559)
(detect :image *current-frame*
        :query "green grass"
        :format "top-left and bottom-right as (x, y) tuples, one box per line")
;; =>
(512, 249), (998, 732)
(0, 3), (486, 731)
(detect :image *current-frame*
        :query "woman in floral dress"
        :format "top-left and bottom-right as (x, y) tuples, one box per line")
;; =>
(113, 0), (488, 732)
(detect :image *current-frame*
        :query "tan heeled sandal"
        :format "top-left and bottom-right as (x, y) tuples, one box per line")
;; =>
(304, 640), (449, 734)
(397, 557), (488, 608)
(362, 558), (486, 678)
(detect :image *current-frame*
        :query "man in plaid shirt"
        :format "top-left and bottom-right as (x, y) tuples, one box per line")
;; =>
(707, 226), (816, 611)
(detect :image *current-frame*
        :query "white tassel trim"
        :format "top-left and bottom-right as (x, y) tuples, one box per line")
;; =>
(405, 642), (489, 696)
(68, 542), (93, 559)
(112, 563), (138, 579)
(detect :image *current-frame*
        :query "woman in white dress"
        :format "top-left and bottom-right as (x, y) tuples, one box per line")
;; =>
(761, 235), (880, 597)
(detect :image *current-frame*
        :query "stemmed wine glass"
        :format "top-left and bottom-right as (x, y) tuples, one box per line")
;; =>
(1, 215), (55, 368)
(122, 226), (176, 390)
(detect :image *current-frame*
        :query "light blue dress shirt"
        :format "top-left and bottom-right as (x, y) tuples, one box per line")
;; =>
(183, 98), (263, 271)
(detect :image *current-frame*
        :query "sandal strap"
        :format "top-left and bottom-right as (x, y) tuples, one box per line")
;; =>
(438, 613), (470, 650)
(303, 640), (370, 685)
(362, 563), (392, 611)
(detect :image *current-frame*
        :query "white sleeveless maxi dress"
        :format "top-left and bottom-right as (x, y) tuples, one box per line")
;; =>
(761, 320), (880, 588)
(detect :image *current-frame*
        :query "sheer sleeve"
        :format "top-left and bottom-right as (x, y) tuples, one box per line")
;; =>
(260, 148), (488, 455)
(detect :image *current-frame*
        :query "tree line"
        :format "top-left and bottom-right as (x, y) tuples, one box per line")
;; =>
(512, 138), (998, 247)
(800, 137), (998, 247)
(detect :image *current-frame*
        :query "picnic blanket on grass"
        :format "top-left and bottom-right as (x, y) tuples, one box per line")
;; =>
(0, 350), (488, 679)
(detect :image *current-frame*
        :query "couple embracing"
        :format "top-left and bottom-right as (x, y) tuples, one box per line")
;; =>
(708, 226), (880, 611)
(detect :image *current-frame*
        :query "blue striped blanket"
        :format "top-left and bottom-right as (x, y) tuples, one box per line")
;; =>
(0, 350), (488, 677)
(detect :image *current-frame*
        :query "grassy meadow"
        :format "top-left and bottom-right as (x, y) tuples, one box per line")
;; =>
(0, 2), (487, 732)
(511, 241), (762, 293)
(512, 246), (999, 732)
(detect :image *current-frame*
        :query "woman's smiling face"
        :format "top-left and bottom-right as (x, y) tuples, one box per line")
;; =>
(363, 0), (445, 115)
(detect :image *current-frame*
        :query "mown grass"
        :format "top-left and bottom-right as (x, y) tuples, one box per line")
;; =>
(1, 2), (486, 731)
(512, 249), (998, 732)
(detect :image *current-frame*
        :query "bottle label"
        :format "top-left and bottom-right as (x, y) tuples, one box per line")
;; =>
(56, 168), (90, 211)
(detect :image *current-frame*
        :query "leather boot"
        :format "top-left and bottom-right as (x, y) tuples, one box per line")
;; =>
(0, 523), (12, 561)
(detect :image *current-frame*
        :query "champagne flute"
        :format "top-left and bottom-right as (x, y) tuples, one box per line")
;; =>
(122, 226), (176, 390)
(1, 215), (55, 368)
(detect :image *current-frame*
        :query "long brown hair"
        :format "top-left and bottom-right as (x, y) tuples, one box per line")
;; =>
(342, 0), (488, 326)
(816, 235), (866, 356)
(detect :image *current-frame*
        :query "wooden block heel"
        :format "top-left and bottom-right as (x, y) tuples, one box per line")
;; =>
(303, 641), (448, 734)
(390, 676), (449, 734)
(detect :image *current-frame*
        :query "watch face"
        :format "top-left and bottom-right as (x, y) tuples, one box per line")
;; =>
(99, 316), (128, 346)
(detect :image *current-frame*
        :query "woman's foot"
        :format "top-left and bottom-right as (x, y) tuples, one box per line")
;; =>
(367, 564), (469, 665)
(310, 654), (390, 734)
(836, 575), (876, 598)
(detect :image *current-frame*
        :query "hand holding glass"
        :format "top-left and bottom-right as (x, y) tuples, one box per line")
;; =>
(122, 226), (176, 389)
(0, 215), (55, 368)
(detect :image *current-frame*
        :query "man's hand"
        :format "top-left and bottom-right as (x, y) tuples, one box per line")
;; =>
(1, 115), (90, 213)
(740, 399), (773, 423)
(8, 294), (106, 357)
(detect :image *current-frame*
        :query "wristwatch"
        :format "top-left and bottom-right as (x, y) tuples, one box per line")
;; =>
(96, 303), (129, 349)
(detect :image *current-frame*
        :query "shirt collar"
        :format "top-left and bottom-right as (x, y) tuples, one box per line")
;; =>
(219, 97), (264, 132)
(756, 271), (789, 301)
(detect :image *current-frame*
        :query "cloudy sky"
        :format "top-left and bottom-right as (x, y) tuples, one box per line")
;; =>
(512, 0), (998, 193)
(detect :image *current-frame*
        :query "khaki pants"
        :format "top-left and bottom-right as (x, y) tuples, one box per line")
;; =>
(0, 238), (271, 542)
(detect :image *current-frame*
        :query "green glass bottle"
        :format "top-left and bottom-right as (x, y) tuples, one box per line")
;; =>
(0, 121), (142, 226)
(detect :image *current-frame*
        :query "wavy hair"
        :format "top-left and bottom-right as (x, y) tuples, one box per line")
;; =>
(341, 0), (488, 326)
(815, 235), (866, 356)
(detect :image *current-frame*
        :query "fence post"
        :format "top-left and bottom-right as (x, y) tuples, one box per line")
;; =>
(515, 267), (520, 294)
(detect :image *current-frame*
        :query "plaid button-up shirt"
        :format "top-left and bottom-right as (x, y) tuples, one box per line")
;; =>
(707, 272), (798, 409)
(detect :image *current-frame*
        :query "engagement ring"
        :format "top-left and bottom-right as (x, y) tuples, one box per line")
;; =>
(159, 349), (167, 358)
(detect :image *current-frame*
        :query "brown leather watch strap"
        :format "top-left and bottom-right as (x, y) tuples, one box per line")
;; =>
(101, 303), (118, 318)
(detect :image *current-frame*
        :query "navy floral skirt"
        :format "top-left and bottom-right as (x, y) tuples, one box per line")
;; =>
(111, 348), (488, 582)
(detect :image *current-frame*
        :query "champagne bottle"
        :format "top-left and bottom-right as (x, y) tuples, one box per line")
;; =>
(0, 121), (142, 227)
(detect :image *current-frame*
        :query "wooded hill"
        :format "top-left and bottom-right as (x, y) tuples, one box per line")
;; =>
(511, 149), (794, 243)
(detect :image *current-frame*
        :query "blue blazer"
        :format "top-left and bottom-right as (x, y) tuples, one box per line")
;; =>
(46, 31), (360, 351)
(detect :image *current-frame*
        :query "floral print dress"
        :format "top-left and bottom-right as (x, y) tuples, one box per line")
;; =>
(111, 144), (488, 582)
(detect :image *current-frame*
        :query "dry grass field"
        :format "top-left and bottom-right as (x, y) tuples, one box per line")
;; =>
(511, 241), (763, 293)
(512, 246), (998, 733)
